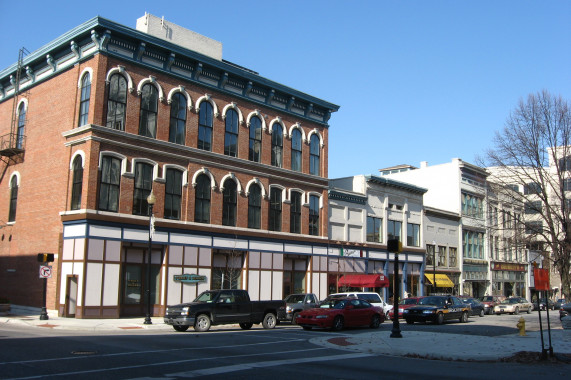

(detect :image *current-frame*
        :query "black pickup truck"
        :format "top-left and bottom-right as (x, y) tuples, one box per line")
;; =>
(164, 289), (286, 332)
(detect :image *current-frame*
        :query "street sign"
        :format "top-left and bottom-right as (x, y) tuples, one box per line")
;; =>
(39, 265), (52, 279)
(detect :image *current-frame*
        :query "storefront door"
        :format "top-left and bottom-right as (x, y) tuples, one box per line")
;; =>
(121, 247), (161, 317)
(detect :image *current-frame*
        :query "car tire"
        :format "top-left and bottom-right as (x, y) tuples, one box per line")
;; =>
(291, 312), (300, 325)
(405, 318), (414, 325)
(479, 309), (485, 317)
(332, 316), (344, 331)
(302, 326), (312, 331)
(514, 307), (519, 315)
(262, 313), (277, 329)
(194, 314), (211, 332)
(435, 312), (444, 325)
(239, 322), (253, 330)
(173, 325), (189, 332)
(527, 307), (531, 314)
(460, 311), (468, 323)
(370, 314), (381, 329)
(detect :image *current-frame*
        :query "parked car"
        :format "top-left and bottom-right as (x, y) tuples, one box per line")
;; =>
(164, 289), (286, 332)
(555, 298), (565, 310)
(533, 298), (555, 311)
(403, 295), (470, 325)
(480, 295), (506, 315)
(281, 293), (319, 324)
(296, 296), (385, 331)
(329, 292), (393, 314)
(494, 297), (532, 315)
(560, 302), (571, 320)
(462, 297), (486, 317)
(388, 297), (423, 320)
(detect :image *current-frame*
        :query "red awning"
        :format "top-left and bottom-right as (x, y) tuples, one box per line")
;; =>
(338, 274), (389, 288)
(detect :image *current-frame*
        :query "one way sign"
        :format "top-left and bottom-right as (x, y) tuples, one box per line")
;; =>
(39, 265), (52, 279)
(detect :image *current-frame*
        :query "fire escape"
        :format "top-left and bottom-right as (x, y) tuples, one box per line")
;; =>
(0, 47), (29, 182)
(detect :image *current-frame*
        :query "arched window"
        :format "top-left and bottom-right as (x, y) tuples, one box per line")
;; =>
(195, 174), (211, 223)
(169, 93), (187, 144)
(198, 101), (213, 151)
(268, 187), (282, 231)
(248, 184), (262, 229)
(291, 129), (302, 172)
(106, 74), (127, 130)
(309, 194), (320, 236)
(16, 102), (25, 149)
(290, 191), (302, 233)
(78, 73), (91, 127)
(249, 116), (262, 162)
(133, 162), (153, 216)
(139, 83), (158, 138)
(271, 124), (283, 168)
(309, 134), (320, 176)
(222, 180), (237, 226)
(224, 109), (239, 157)
(165, 168), (183, 220)
(8, 176), (18, 222)
(71, 155), (83, 210)
(98, 156), (121, 212)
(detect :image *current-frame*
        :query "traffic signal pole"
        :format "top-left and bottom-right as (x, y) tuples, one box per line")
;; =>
(40, 275), (48, 320)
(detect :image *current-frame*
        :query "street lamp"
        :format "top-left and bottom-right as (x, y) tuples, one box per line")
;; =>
(144, 190), (156, 325)
(432, 241), (437, 295)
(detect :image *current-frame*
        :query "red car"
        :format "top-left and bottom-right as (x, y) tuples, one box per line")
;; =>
(296, 297), (385, 331)
(388, 297), (423, 320)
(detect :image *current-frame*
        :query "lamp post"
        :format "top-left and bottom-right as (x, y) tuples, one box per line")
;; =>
(144, 190), (156, 325)
(432, 241), (437, 295)
(388, 239), (402, 338)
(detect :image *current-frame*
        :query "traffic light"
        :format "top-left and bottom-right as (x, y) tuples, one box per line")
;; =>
(37, 253), (55, 263)
(387, 239), (402, 253)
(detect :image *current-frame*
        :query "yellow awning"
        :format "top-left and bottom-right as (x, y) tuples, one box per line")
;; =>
(424, 274), (454, 287)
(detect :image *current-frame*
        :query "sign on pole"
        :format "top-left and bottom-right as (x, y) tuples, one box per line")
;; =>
(39, 265), (52, 279)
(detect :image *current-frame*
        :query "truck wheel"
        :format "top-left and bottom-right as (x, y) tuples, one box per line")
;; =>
(239, 322), (253, 330)
(370, 314), (381, 329)
(291, 312), (300, 325)
(460, 312), (468, 323)
(173, 325), (189, 332)
(332, 316), (344, 331)
(262, 313), (277, 329)
(194, 314), (211, 332)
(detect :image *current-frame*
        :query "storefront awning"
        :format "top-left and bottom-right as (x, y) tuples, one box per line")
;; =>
(424, 274), (454, 287)
(338, 274), (389, 288)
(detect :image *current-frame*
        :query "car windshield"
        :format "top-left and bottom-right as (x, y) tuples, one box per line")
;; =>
(501, 299), (519, 305)
(481, 296), (493, 302)
(400, 298), (418, 305)
(194, 291), (218, 303)
(320, 298), (348, 309)
(284, 294), (305, 303)
(418, 296), (445, 306)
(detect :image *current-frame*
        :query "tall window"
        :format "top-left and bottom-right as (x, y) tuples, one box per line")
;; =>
(463, 230), (484, 259)
(98, 156), (121, 212)
(224, 109), (239, 157)
(309, 194), (319, 236)
(438, 246), (447, 266)
(249, 116), (262, 162)
(309, 134), (320, 176)
(139, 84), (158, 138)
(248, 185), (262, 229)
(16, 102), (25, 149)
(366, 216), (382, 242)
(271, 124), (283, 167)
(449, 247), (458, 267)
(222, 180), (237, 226)
(8, 176), (18, 222)
(195, 174), (211, 223)
(71, 156), (83, 210)
(290, 191), (302, 233)
(407, 223), (420, 247)
(198, 101), (213, 151)
(269, 188), (282, 231)
(524, 182), (542, 195)
(291, 129), (302, 171)
(106, 74), (127, 130)
(169, 93), (187, 144)
(387, 220), (402, 242)
(78, 73), (91, 126)
(164, 168), (182, 220)
(461, 192), (483, 218)
(525, 200), (542, 214)
(133, 162), (153, 216)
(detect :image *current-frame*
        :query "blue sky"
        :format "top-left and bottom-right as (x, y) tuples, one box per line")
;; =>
(1, 1), (569, 178)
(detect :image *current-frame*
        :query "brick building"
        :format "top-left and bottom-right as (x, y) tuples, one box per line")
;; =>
(0, 14), (340, 318)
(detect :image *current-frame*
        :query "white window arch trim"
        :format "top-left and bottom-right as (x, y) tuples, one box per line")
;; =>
(269, 117), (287, 137)
(195, 94), (219, 117)
(220, 172), (243, 195)
(306, 191), (324, 208)
(287, 188), (305, 204)
(246, 110), (267, 132)
(191, 167), (217, 190)
(167, 85), (193, 111)
(8, 171), (21, 187)
(221, 102), (244, 125)
(77, 67), (93, 88)
(105, 65), (134, 93)
(245, 177), (267, 199)
(307, 128), (324, 148)
(161, 164), (189, 187)
(98, 151), (128, 176)
(268, 184), (287, 203)
(137, 76), (165, 102)
(70, 150), (86, 169)
(288, 122), (306, 143)
(130, 158), (159, 181)
(17, 98), (28, 114)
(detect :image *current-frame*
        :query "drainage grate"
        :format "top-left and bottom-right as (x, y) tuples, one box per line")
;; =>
(70, 350), (98, 355)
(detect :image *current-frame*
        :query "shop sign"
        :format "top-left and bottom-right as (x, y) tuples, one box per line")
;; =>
(491, 262), (526, 271)
(174, 274), (207, 283)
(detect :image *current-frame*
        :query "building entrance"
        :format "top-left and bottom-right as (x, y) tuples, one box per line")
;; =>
(121, 246), (162, 317)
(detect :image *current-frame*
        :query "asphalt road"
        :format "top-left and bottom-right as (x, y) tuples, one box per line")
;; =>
(0, 312), (566, 380)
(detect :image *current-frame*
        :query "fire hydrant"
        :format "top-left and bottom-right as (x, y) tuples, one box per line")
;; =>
(516, 317), (526, 336)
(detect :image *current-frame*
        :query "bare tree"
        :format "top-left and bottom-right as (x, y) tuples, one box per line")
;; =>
(482, 90), (571, 300)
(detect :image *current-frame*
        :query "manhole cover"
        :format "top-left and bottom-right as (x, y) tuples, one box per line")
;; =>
(70, 350), (98, 355)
